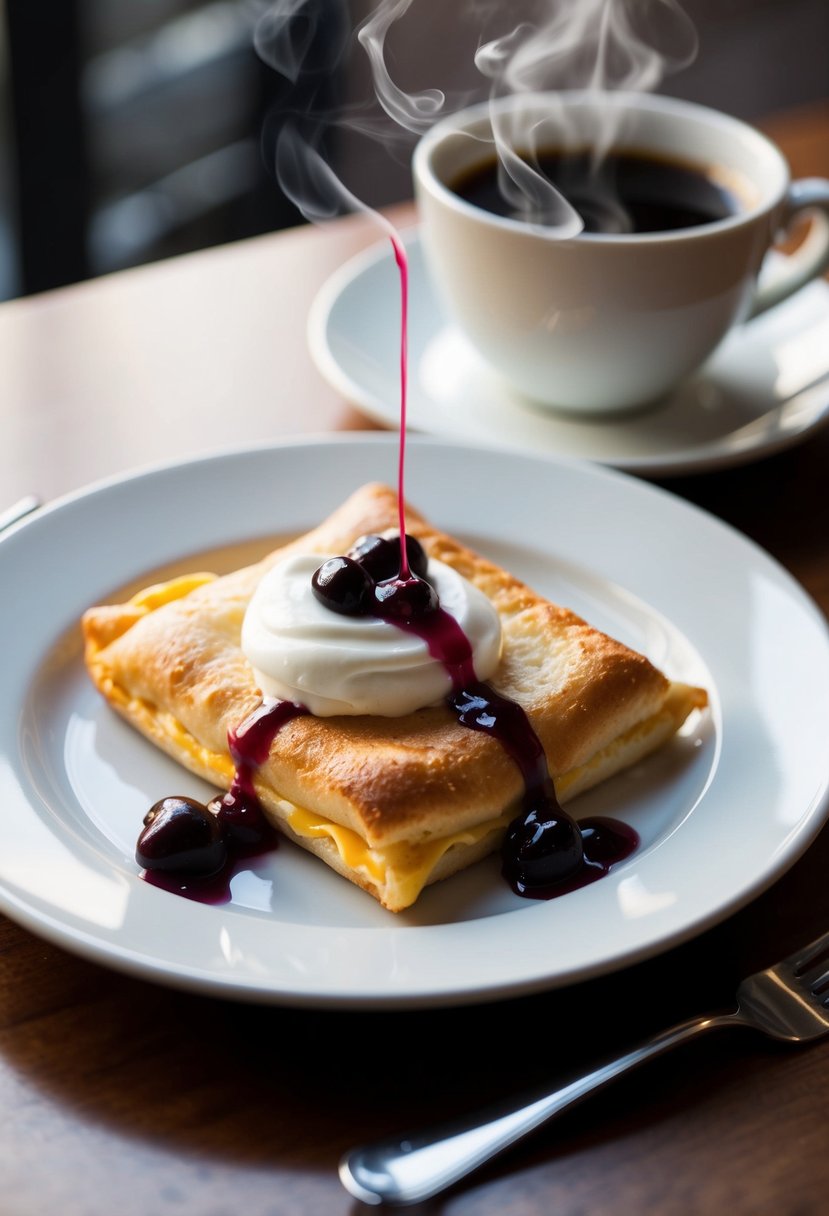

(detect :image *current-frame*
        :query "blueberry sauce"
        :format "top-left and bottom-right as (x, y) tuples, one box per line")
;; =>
(137, 229), (637, 901)
(503, 814), (638, 900)
(138, 698), (307, 902)
(308, 529), (639, 898)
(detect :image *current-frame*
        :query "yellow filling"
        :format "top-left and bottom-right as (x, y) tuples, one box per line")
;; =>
(282, 804), (510, 910)
(129, 573), (216, 612)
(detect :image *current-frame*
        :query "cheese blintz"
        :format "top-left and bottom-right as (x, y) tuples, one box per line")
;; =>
(82, 482), (708, 912)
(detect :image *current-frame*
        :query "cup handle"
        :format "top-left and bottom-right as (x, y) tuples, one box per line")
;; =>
(747, 178), (829, 319)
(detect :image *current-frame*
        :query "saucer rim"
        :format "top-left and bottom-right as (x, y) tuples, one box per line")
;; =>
(307, 229), (829, 479)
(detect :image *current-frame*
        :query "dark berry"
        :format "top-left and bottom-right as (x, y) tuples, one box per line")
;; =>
(311, 555), (372, 615)
(347, 534), (397, 580)
(348, 533), (429, 581)
(373, 575), (439, 621)
(501, 800), (584, 889)
(137, 796), (227, 875)
(208, 790), (273, 849)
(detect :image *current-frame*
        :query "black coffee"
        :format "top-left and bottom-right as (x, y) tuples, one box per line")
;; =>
(451, 148), (740, 234)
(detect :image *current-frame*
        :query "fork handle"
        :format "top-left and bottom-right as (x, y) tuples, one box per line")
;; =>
(339, 1009), (743, 1207)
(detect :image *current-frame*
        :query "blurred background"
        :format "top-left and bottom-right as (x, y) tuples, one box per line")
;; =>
(0, 0), (826, 302)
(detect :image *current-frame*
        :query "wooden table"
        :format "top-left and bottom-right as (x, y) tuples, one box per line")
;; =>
(1, 102), (828, 1215)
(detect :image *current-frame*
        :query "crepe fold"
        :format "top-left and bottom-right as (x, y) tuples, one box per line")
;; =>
(82, 482), (707, 912)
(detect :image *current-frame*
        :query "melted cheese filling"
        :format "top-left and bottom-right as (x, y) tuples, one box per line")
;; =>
(280, 803), (511, 909)
(130, 573), (216, 612)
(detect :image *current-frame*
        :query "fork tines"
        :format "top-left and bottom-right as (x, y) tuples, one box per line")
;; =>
(791, 929), (829, 1004)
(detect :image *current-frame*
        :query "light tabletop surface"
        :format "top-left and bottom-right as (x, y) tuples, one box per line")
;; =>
(1, 102), (828, 1215)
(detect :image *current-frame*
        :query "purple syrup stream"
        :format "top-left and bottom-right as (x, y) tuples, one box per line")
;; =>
(139, 231), (637, 902)
(391, 231), (411, 579)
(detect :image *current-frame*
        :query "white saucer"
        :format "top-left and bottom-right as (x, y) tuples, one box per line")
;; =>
(308, 229), (829, 478)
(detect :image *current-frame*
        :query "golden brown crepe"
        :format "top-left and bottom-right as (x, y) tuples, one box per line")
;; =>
(82, 482), (707, 912)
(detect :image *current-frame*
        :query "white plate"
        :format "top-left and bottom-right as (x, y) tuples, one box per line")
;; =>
(1, 435), (828, 1009)
(308, 231), (829, 477)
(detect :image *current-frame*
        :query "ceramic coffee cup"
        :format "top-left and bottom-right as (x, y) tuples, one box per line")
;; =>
(412, 91), (829, 415)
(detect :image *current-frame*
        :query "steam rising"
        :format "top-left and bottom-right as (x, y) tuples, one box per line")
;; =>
(474, 0), (697, 97)
(472, 0), (697, 229)
(252, 0), (698, 231)
(357, 0), (446, 134)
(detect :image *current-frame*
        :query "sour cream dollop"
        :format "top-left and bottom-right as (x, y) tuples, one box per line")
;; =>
(241, 551), (502, 717)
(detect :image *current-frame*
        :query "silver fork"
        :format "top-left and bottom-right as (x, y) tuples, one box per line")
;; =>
(340, 929), (829, 1208)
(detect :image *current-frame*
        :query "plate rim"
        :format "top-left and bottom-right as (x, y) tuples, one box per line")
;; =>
(1, 433), (828, 1009)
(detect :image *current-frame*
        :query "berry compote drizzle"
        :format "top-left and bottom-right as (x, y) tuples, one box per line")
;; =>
(137, 228), (637, 901)
(139, 698), (308, 902)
